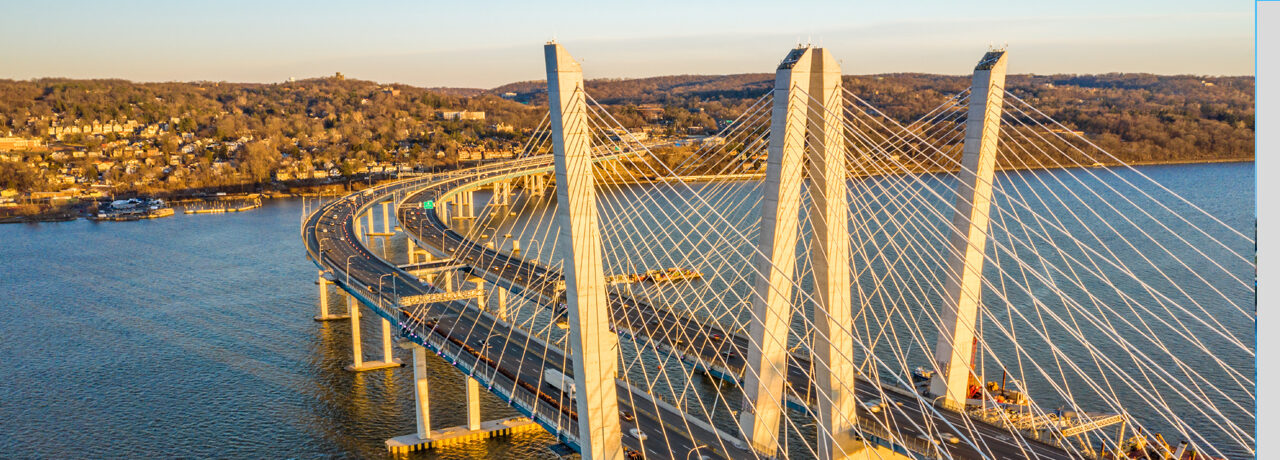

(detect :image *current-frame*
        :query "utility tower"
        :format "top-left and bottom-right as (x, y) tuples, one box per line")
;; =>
(740, 46), (858, 459)
(930, 50), (1009, 409)
(544, 42), (625, 460)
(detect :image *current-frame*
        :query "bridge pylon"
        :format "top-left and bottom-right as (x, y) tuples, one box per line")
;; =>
(929, 50), (1009, 409)
(544, 42), (624, 460)
(740, 46), (859, 459)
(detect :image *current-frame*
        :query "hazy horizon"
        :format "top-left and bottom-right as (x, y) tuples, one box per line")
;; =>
(0, 69), (1256, 92)
(1, 0), (1255, 88)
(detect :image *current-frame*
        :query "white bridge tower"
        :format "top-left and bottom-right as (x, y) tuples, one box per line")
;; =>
(544, 42), (625, 460)
(930, 50), (1009, 408)
(740, 46), (859, 459)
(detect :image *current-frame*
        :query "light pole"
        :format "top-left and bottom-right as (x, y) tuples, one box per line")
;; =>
(378, 273), (393, 311)
(346, 255), (357, 286)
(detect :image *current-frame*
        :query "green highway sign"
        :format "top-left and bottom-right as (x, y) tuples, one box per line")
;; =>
(423, 200), (434, 210)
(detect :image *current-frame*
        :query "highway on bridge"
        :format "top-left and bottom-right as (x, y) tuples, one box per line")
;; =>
(306, 154), (1078, 459)
(304, 158), (756, 460)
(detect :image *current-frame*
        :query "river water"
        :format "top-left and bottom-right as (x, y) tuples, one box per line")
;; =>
(0, 198), (559, 458)
(0, 162), (1255, 459)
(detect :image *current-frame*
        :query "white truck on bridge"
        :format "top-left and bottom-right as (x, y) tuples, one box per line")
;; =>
(544, 368), (576, 400)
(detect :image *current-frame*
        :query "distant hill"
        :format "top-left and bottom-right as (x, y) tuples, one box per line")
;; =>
(0, 71), (1253, 197)
(490, 72), (1255, 163)
(491, 74), (775, 105)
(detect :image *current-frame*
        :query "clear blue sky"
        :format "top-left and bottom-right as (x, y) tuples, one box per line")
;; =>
(0, 0), (1253, 88)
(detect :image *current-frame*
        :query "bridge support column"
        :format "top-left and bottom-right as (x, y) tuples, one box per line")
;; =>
(355, 217), (365, 243)
(381, 201), (391, 235)
(381, 318), (395, 364)
(366, 211), (375, 242)
(315, 272), (349, 321)
(525, 175), (547, 197)
(346, 294), (365, 370)
(386, 341), (542, 454)
(930, 50), (1009, 409)
(465, 190), (476, 218)
(545, 42), (624, 460)
(345, 294), (403, 372)
(411, 343), (431, 438)
(494, 181), (512, 206)
(740, 47), (814, 458)
(466, 376), (482, 431)
(468, 276), (487, 310)
(407, 239), (416, 265)
(495, 286), (508, 321)
(438, 271), (454, 292)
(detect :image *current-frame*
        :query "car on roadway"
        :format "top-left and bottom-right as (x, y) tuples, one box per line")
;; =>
(941, 432), (961, 444)
(623, 447), (644, 460)
(915, 433), (941, 446)
(620, 409), (635, 422)
(709, 333), (724, 341)
(628, 428), (648, 441)
(863, 399), (884, 413)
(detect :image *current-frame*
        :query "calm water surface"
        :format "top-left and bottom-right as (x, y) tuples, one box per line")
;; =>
(0, 198), (560, 459)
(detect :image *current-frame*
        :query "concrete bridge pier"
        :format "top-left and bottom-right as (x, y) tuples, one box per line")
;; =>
(467, 276), (487, 309)
(495, 286), (508, 321)
(380, 201), (392, 235)
(533, 174), (548, 197)
(407, 240), (432, 266)
(409, 343), (431, 438)
(380, 318), (397, 366)
(315, 271), (349, 321)
(457, 190), (471, 219)
(344, 293), (403, 372)
(385, 343), (541, 455)
(438, 271), (454, 292)
(492, 181), (513, 206)
(466, 376), (481, 430)
(522, 174), (548, 197)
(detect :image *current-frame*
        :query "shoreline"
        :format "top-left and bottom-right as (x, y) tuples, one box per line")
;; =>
(0, 158), (1253, 225)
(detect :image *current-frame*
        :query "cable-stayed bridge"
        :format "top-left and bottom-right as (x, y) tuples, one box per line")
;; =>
(300, 43), (1254, 460)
